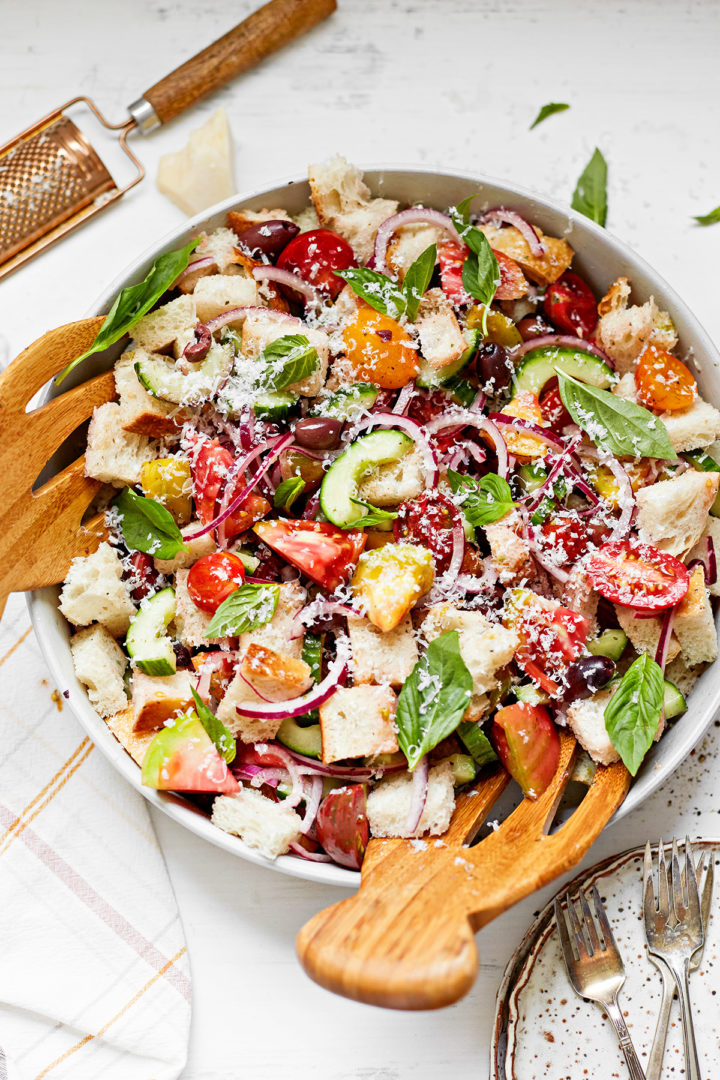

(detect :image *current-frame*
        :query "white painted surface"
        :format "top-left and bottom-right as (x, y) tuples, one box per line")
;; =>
(1, 1), (720, 1076)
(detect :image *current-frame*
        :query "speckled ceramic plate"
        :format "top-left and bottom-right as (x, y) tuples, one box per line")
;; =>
(491, 840), (720, 1079)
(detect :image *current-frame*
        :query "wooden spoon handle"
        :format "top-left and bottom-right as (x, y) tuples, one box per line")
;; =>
(143, 0), (337, 126)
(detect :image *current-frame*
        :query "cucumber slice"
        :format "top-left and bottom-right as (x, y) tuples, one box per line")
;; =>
(275, 718), (322, 759)
(663, 679), (687, 720)
(513, 345), (615, 398)
(514, 682), (551, 706)
(253, 390), (298, 422)
(320, 429), (414, 527)
(295, 632), (323, 727)
(126, 588), (176, 676)
(516, 461), (548, 494)
(310, 383), (379, 420)
(416, 329), (480, 389)
(457, 721), (498, 766)
(236, 549), (260, 574)
(135, 341), (233, 404)
(684, 450), (720, 516)
(587, 629), (628, 662)
(446, 753), (478, 787)
(444, 376), (477, 409)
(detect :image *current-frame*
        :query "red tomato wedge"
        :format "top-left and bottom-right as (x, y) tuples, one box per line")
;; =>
(543, 270), (598, 337)
(316, 784), (369, 870)
(493, 249), (528, 300)
(491, 703), (560, 799)
(438, 240), (527, 303)
(253, 519), (367, 592)
(585, 540), (690, 611)
(141, 713), (239, 793)
(187, 551), (246, 613)
(191, 438), (270, 539)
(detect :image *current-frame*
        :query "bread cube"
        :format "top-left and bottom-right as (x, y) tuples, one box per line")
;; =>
(70, 624), (128, 718)
(636, 470), (719, 556)
(673, 564), (718, 666)
(479, 223), (573, 286)
(239, 309), (329, 396)
(131, 295), (196, 352)
(661, 399), (720, 454)
(319, 685), (398, 763)
(215, 666), (284, 743)
(485, 510), (535, 585)
(416, 288), (466, 370)
(687, 516), (720, 598)
(308, 155), (398, 263)
(105, 705), (155, 765)
(357, 447), (425, 506)
(240, 644), (312, 700)
(212, 788), (303, 858)
(173, 568), (222, 649)
(60, 542), (136, 637)
(422, 604), (518, 698)
(561, 566), (600, 637)
(85, 402), (155, 487)
(596, 277), (677, 375)
(566, 689), (620, 766)
(239, 581), (306, 660)
(366, 761), (455, 838)
(131, 670), (196, 732)
(614, 604), (680, 663)
(114, 351), (183, 437)
(387, 222), (442, 280)
(153, 523), (216, 573)
(347, 614), (418, 686)
(198, 225), (247, 271)
(192, 273), (257, 323)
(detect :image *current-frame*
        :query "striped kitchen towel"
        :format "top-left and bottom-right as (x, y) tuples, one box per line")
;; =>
(0, 595), (191, 1080)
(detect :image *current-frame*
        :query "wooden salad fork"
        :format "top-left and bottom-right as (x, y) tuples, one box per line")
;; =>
(0, 318), (115, 620)
(297, 732), (630, 1010)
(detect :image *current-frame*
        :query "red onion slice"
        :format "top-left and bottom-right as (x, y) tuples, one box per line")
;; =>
(288, 841), (333, 862)
(373, 208), (463, 274)
(514, 334), (614, 368)
(252, 265), (322, 305)
(352, 410), (439, 487)
(655, 606), (676, 674)
(299, 775), (324, 835)
(216, 432), (295, 548)
(173, 255), (218, 291)
(480, 208), (547, 257)
(455, 562), (498, 594)
(235, 644), (350, 720)
(604, 457), (635, 543)
(205, 306), (300, 335)
(708, 535), (717, 586)
(489, 412), (566, 454)
(521, 510), (570, 583)
(405, 756), (429, 834)
(425, 411), (509, 479)
(524, 441), (581, 514)
(393, 380), (415, 415)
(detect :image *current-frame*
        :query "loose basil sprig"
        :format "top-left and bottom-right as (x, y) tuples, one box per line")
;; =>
(273, 476), (306, 512)
(395, 631), (473, 770)
(556, 370), (676, 460)
(694, 205), (720, 226)
(571, 148), (608, 227)
(113, 488), (187, 560)
(259, 335), (319, 392)
(530, 102), (570, 130)
(604, 654), (665, 775)
(190, 687), (236, 764)
(206, 582), (280, 638)
(449, 195), (500, 331)
(336, 243), (437, 322)
(346, 500), (398, 529)
(447, 469), (516, 526)
(57, 237), (200, 383)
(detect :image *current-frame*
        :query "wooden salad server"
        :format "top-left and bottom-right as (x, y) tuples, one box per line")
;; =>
(0, 319), (114, 620)
(296, 732), (630, 1010)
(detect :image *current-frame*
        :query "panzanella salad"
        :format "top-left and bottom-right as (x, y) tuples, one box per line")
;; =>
(60, 156), (720, 867)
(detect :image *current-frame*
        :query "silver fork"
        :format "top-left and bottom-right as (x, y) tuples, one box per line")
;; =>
(555, 885), (646, 1080)
(645, 842), (713, 1080)
(643, 838), (705, 1080)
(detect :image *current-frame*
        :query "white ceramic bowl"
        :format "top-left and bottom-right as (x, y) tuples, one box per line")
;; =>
(27, 167), (720, 888)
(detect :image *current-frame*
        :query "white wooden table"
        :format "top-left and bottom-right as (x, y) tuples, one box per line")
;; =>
(2, 1), (720, 1076)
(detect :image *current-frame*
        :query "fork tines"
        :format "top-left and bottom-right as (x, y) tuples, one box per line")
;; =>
(643, 837), (704, 935)
(555, 884), (622, 971)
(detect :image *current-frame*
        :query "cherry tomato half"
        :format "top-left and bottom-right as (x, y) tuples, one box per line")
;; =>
(394, 492), (458, 573)
(191, 438), (270, 539)
(543, 271), (598, 338)
(253, 519), (367, 592)
(125, 551), (159, 602)
(635, 346), (697, 412)
(187, 551), (246, 613)
(585, 539), (690, 611)
(438, 240), (527, 303)
(276, 228), (356, 300)
(539, 379), (573, 431)
(342, 308), (418, 389)
(494, 249), (528, 300)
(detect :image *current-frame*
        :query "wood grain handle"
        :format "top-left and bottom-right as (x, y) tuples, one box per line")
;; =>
(142, 0), (337, 126)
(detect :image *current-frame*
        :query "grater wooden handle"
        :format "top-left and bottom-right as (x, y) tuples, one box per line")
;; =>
(142, 0), (337, 126)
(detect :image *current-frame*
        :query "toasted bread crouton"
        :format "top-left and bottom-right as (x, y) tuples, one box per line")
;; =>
(85, 402), (155, 487)
(687, 516), (720, 598)
(226, 208), (291, 238)
(614, 605), (680, 663)
(416, 288), (466, 371)
(596, 277), (677, 374)
(664, 653), (703, 698)
(239, 644), (313, 701)
(212, 788), (302, 858)
(60, 542), (136, 637)
(153, 523), (216, 573)
(70, 624), (128, 718)
(173, 568), (223, 649)
(636, 470), (719, 556)
(566, 689), (620, 765)
(106, 706), (155, 765)
(673, 565), (718, 666)
(132, 295), (197, 352)
(114, 351), (183, 437)
(479, 223), (573, 286)
(357, 446), (425, 506)
(131, 670), (196, 733)
(192, 273), (257, 323)
(485, 510), (535, 585)
(293, 205), (320, 232)
(239, 310), (329, 396)
(319, 685), (398, 763)
(422, 604), (518, 702)
(561, 566), (600, 636)
(387, 222), (442, 281)
(198, 226), (248, 271)
(366, 761), (455, 838)
(347, 614), (418, 686)
(237, 581), (306, 661)
(308, 155), (398, 262)
(613, 368), (720, 453)
(215, 666), (284, 742)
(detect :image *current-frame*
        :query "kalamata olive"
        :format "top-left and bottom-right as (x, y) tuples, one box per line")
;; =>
(293, 416), (343, 450)
(183, 322), (212, 362)
(124, 551), (159, 602)
(173, 642), (193, 670)
(561, 655), (615, 702)
(236, 219), (300, 262)
(477, 343), (511, 391)
(516, 314), (553, 341)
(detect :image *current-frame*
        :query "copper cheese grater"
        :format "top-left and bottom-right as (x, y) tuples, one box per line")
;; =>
(0, 0), (336, 281)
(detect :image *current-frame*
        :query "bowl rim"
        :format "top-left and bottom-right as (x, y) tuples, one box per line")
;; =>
(27, 163), (720, 889)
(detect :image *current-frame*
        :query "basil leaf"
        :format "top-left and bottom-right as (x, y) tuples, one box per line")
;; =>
(113, 487), (187, 559)
(450, 196), (499, 308)
(530, 102), (570, 130)
(273, 476), (306, 511)
(346, 500), (398, 529)
(259, 335), (319, 392)
(403, 243), (437, 321)
(694, 205), (720, 226)
(457, 721), (498, 766)
(206, 583), (280, 638)
(57, 237), (200, 383)
(335, 268), (406, 319)
(571, 148), (608, 227)
(447, 469), (516, 526)
(296, 632), (323, 725)
(604, 653), (664, 775)
(556, 370), (677, 460)
(395, 631), (473, 770)
(190, 687), (236, 764)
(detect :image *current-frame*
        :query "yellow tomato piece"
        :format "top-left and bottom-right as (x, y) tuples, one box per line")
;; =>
(588, 459), (654, 509)
(140, 458), (192, 524)
(501, 392), (548, 458)
(342, 309), (418, 389)
(351, 543), (434, 632)
(466, 305), (523, 348)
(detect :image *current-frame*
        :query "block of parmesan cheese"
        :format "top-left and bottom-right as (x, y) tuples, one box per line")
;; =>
(157, 108), (235, 216)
